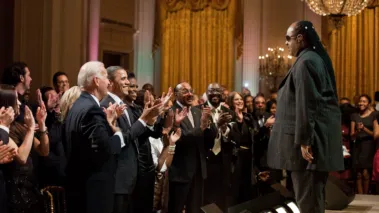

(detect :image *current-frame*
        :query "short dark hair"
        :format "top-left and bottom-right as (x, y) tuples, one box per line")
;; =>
(266, 100), (277, 113)
(0, 84), (18, 114)
(135, 89), (147, 107)
(2, 62), (28, 87)
(127, 71), (136, 80)
(142, 83), (154, 92)
(359, 94), (372, 104)
(340, 97), (350, 102)
(53, 71), (68, 86)
(106, 66), (124, 81)
(39, 86), (54, 104)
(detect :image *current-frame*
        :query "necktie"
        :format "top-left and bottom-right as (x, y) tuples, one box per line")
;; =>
(212, 109), (221, 155)
(120, 101), (131, 126)
(187, 107), (195, 128)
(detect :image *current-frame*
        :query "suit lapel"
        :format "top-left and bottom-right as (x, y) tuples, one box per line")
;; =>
(173, 102), (193, 129)
(191, 107), (200, 128)
(278, 48), (311, 89)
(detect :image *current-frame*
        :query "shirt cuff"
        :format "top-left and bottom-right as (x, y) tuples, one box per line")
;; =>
(139, 119), (155, 131)
(0, 125), (9, 133)
(221, 126), (230, 137)
(114, 131), (125, 148)
(138, 118), (147, 127)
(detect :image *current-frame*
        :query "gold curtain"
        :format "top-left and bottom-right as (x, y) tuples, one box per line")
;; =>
(328, 6), (379, 100)
(156, 0), (236, 95)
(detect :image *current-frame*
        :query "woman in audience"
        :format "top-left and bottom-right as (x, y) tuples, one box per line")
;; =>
(243, 94), (254, 114)
(265, 99), (277, 116)
(227, 92), (269, 205)
(0, 86), (49, 213)
(59, 86), (82, 122)
(351, 94), (378, 194)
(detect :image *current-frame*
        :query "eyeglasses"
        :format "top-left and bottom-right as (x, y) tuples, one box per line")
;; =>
(179, 88), (194, 94)
(285, 35), (297, 42)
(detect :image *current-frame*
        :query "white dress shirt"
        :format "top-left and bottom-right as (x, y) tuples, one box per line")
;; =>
(150, 137), (167, 173)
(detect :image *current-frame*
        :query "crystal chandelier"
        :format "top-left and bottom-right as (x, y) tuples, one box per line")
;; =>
(259, 47), (293, 90)
(303, 0), (370, 28)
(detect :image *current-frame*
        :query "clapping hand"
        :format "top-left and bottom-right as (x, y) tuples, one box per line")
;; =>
(24, 106), (36, 131)
(0, 106), (15, 127)
(160, 87), (173, 112)
(0, 141), (17, 164)
(163, 109), (174, 135)
(217, 110), (232, 127)
(174, 107), (188, 127)
(115, 103), (127, 118)
(200, 106), (211, 130)
(169, 128), (182, 144)
(235, 108), (243, 123)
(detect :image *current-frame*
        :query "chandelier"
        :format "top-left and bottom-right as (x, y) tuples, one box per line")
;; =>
(259, 47), (293, 90)
(303, 0), (370, 28)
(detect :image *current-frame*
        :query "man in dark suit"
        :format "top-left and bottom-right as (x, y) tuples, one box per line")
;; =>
(168, 82), (210, 213)
(124, 72), (164, 213)
(202, 83), (233, 211)
(0, 106), (15, 213)
(64, 61), (125, 213)
(267, 21), (344, 213)
(100, 66), (161, 213)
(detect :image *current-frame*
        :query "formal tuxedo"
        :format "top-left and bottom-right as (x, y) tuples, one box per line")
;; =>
(64, 92), (123, 213)
(101, 94), (146, 213)
(201, 102), (234, 211)
(127, 102), (163, 213)
(168, 101), (207, 213)
(267, 48), (344, 213)
(0, 126), (9, 213)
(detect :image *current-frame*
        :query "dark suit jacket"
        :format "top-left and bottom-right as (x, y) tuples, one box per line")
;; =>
(100, 95), (146, 194)
(64, 92), (122, 213)
(267, 48), (344, 172)
(169, 102), (207, 183)
(127, 103), (163, 175)
(0, 128), (8, 145)
(252, 111), (271, 170)
(0, 127), (8, 213)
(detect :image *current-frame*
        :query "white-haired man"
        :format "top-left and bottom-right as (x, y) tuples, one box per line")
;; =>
(64, 61), (125, 213)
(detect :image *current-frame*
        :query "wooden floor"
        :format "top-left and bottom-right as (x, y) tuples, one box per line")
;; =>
(326, 195), (379, 213)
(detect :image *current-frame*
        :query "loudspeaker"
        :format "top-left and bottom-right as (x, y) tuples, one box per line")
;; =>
(201, 203), (224, 213)
(228, 192), (285, 213)
(325, 175), (355, 210)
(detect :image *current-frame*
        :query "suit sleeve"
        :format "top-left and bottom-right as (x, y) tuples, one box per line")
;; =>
(0, 125), (9, 145)
(294, 59), (322, 146)
(81, 107), (122, 159)
(121, 119), (146, 145)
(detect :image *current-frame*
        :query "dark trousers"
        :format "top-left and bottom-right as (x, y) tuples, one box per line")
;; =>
(291, 170), (328, 213)
(168, 171), (204, 213)
(0, 171), (7, 213)
(132, 171), (155, 213)
(113, 194), (131, 213)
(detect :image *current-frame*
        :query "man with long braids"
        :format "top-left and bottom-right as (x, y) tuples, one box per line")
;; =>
(267, 21), (344, 213)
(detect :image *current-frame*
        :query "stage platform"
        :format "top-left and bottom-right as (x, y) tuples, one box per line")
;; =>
(326, 194), (379, 213)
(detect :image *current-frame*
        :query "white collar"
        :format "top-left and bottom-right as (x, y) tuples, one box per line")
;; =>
(207, 101), (222, 112)
(176, 100), (184, 108)
(107, 92), (123, 104)
(90, 94), (100, 106)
